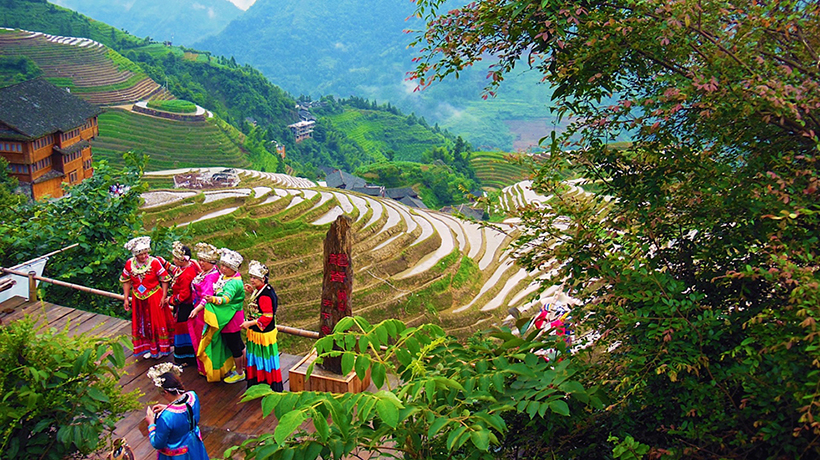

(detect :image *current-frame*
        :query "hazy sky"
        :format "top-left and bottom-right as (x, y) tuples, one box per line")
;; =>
(227, 0), (255, 10)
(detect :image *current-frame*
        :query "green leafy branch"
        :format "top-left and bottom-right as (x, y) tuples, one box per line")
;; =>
(226, 316), (602, 460)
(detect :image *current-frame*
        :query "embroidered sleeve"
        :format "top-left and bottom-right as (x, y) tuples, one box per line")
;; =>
(153, 258), (171, 282)
(256, 295), (274, 329)
(213, 279), (243, 305)
(119, 260), (132, 283)
(148, 413), (171, 450)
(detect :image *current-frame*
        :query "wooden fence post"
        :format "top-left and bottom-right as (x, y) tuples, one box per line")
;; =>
(28, 270), (37, 301)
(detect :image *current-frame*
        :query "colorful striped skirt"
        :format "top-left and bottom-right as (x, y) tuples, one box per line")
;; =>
(246, 326), (284, 392)
(173, 302), (196, 366)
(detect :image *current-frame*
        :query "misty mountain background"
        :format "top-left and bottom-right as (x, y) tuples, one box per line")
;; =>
(52, 0), (564, 150)
(195, 0), (559, 150)
(51, 0), (242, 46)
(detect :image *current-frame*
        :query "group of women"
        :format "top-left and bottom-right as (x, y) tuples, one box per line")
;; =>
(120, 236), (284, 390)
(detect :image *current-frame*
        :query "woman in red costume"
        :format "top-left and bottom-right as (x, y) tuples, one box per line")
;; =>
(121, 236), (174, 359)
(165, 241), (201, 367)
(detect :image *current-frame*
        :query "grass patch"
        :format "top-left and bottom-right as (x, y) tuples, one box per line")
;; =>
(143, 176), (176, 189)
(147, 99), (197, 114)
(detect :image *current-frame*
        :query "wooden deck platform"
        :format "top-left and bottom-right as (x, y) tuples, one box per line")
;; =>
(0, 296), (303, 459)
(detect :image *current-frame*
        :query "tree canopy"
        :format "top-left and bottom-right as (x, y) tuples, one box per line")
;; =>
(407, 0), (820, 457)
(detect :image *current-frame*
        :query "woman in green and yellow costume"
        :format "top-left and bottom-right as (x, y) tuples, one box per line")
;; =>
(197, 248), (247, 383)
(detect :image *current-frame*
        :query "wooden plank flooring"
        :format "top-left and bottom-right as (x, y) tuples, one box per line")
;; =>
(0, 296), (304, 459)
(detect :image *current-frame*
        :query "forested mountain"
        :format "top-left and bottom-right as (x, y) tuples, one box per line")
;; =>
(194, 0), (556, 150)
(49, 0), (241, 46)
(1, 0), (479, 204)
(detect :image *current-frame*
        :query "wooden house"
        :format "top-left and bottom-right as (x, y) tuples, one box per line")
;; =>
(0, 78), (101, 200)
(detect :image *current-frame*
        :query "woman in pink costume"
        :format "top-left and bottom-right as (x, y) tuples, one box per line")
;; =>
(188, 242), (221, 376)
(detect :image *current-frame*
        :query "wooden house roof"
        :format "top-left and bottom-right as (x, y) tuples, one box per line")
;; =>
(0, 78), (101, 140)
(326, 170), (367, 190)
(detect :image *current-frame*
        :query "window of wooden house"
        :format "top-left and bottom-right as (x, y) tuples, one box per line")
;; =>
(0, 141), (23, 153)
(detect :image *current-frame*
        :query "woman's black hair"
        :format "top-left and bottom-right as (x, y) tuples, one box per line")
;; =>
(180, 245), (191, 258)
(160, 372), (185, 395)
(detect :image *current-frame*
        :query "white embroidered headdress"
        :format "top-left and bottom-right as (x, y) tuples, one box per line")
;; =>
(124, 236), (151, 256)
(146, 362), (183, 389)
(171, 241), (189, 261)
(194, 242), (219, 263)
(218, 248), (243, 271)
(248, 260), (269, 279)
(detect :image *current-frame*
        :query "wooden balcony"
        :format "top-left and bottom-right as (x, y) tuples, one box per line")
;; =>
(0, 296), (306, 459)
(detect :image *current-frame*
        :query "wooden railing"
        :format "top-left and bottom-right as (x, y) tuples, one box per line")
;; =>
(0, 267), (320, 339)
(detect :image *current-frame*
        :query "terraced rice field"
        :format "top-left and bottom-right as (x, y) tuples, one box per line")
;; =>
(471, 151), (534, 191)
(141, 168), (578, 352)
(0, 29), (170, 105)
(93, 109), (251, 171)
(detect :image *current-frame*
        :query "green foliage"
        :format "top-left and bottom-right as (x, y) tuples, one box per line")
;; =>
(470, 151), (533, 191)
(321, 104), (452, 164)
(146, 99), (197, 114)
(0, 153), (182, 317)
(227, 316), (601, 460)
(608, 435), (650, 460)
(40, 0), (242, 47)
(0, 317), (141, 459)
(0, 1), (142, 50)
(0, 157), (23, 218)
(356, 161), (478, 208)
(412, 0), (820, 457)
(0, 55), (42, 88)
(130, 51), (296, 136)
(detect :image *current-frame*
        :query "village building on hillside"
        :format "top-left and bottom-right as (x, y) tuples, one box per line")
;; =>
(326, 170), (367, 190)
(288, 120), (315, 142)
(324, 169), (429, 209)
(386, 187), (427, 209)
(441, 203), (486, 221)
(350, 185), (385, 197)
(0, 78), (101, 200)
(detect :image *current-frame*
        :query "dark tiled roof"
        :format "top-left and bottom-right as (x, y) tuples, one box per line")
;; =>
(350, 186), (383, 197)
(399, 196), (428, 209)
(326, 170), (367, 189)
(0, 78), (101, 140)
(385, 187), (418, 199)
(442, 204), (484, 220)
(53, 139), (90, 155)
(32, 169), (65, 184)
(317, 165), (336, 176)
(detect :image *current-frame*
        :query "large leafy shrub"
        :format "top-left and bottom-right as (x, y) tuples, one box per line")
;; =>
(226, 316), (603, 459)
(0, 317), (140, 459)
(0, 152), (184, 318)
(410, 0), (820, 457)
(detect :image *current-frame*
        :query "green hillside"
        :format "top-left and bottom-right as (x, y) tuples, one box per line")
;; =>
(470, 151), (534, 191)
(93, 109), (250, 170)
(0, 0), (138, 49)
(0, 30), (168, 103)
(324, 108), (452, 163)
(192, 0), (564, 150)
